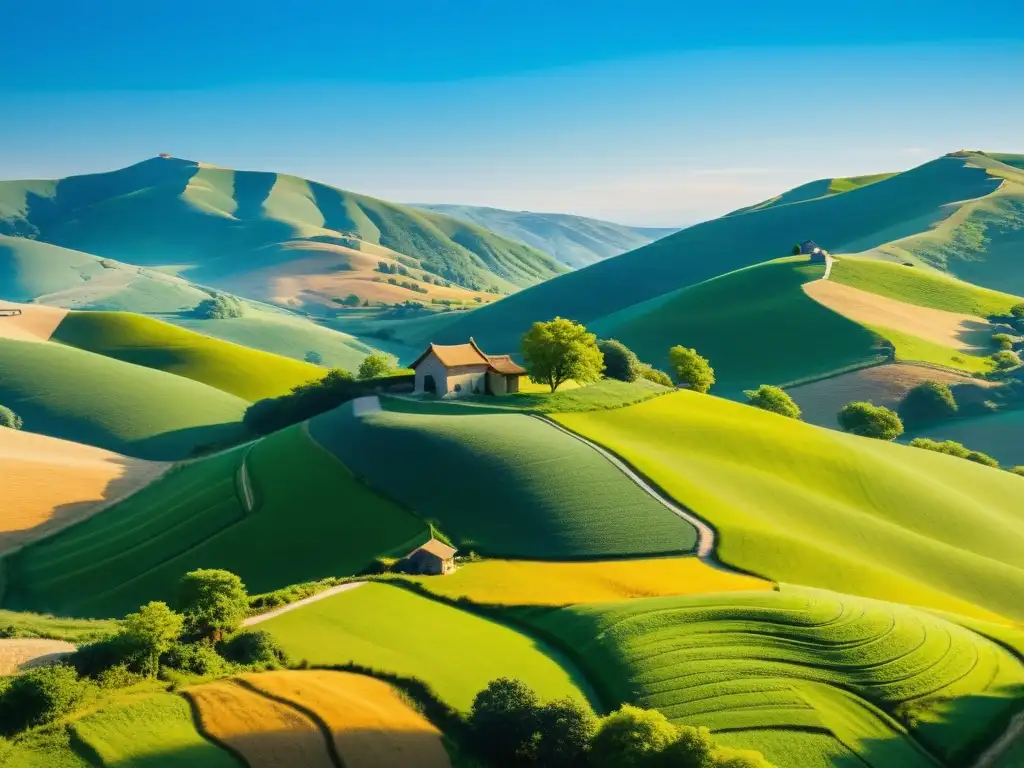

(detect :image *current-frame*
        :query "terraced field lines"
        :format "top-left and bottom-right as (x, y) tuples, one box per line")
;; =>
(239, 671), (451, 768)
(186, 679), (335, 768)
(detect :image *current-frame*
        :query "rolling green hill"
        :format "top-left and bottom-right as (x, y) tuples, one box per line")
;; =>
(0, 338), (247, 459)
(556, 391), (1024, 622)
(0, 157), (566, 303)
(308, 397), (697, 559)
(727, 171), (898, 216)
(591, 257), (886, 394)
(412, 203), (678, 268)
(425, 153), (1021, 354)
(262, 582), (594, 712)
(523, 586), (1024, 768)
(51, 310), (326, 401)
(2, 423), (429, 617)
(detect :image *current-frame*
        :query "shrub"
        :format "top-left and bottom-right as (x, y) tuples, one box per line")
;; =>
(70, 632), (147, 678)
(597, 339), (641, 382)
(219, 630), (289, 668)
(97, 664), (143, 690)
(661, 724), (717, 766)
(910, 438), (1000, 468)
(123, 601), (184, 676)
(358, 353), (394, 380)
(711, 747), (777, 767)
(243, 368), (359, 435)
(177, 569), (249, 642)
(992, 333), (1015, 350)
(304, 350), (324, 365)
(589, 704), (680, 767)
(636, 364), (673, 387)
(837, 401), (903, 440)
(535, 697), (597, 767)
(521, 318), (604, 392)
(1011, 303), (1024, 318)
(1011, 466), (1024, 476)
(0, 664), (86, 734)
(468, 678), (541, 767)
(162, 641), (228, 676)
(992, 350), (1020, 369)
(194, 294), (244, 319)
(0, 406), (22, 430)
(668, 347), (714, 393)
(744, 385), (801, 419)
(898, 381), (958, 427)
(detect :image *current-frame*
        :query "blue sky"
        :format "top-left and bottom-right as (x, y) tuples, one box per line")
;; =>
(3, 0), (1023, 225)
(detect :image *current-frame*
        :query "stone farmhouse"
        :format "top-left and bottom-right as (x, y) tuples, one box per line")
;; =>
(403, 539), (458, 575)
(410, 338), (526, 397)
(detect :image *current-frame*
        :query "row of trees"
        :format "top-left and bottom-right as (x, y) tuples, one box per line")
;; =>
(0, 569), (285, 736)
(468, 678), (772, 768)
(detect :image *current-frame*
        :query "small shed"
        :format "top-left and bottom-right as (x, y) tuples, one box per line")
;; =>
(403, 539), (458, 575)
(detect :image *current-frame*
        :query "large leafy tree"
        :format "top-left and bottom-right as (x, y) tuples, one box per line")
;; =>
(521, 318), (604, 392)
(357, 353), (394, 380)
(668, 346), (715, 394)
(123, 601), (184, 676)
(177, 569), (249, 642)
(468, 677), (541, 767)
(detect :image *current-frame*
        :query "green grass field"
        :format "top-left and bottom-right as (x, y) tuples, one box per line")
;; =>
(0, 338), (247, 460)
(521, 586), (1024, 768)
(261, 582), (594, 711)
(865, 323), (997, 374)
(0, 610), (118, 642)
(459, 378), (669, 412)
(555, 391), (1024, 621)
(829, 257), (1023, 316)
(3, 424), (428, 617)
(591, 258), (884, 392)
(308, 398), (696, 559)
(426, 154), (1008, 354)
(72, 691), (238, 767)
(51, 310), (326, 401)
(907, 408), (1024, 468)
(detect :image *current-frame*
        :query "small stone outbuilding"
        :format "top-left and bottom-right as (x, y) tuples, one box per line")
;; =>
(410, 338), (526, 398)
(797, 240), (831, 264)
(403, 539), (458, 575)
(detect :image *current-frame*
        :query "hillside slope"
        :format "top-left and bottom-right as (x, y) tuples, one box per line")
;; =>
(426, 153), (1018, 353)
(556, 391), (1024, 622)
(51, 310), (325, 401)
(0, 338), (248, 459)
(0, 157), (567, 310)
(413, 204), (678, 268)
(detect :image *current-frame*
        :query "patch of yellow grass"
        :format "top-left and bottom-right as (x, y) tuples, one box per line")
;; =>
(407, 557), (770, 606)
(0, 429), (168, 554)
(802, 279), (992, 352)
(185, 679), (334, 768)
(240, 671), (450, 768)
(0, 301), (67, 343)
(518, 378), (581, 393)
(0, 639), (75, 675)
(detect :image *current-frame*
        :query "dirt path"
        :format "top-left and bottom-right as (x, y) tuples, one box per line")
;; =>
(0, 301), (68, 343)
(971, 711), (1024, 768)
(0, 639), (76, 675)
(532, 415), (718, 560)
(351, 395), (382, 416)
(243, 582), (367, 627)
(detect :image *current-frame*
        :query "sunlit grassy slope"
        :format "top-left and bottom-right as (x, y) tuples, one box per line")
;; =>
(427, 154), (1013, 352)
(523, 586), (1024, 768)
(4, 424), (427, 617)
(262, 582), (594, 712)
(51, 310), (325, 401)
(555, 391), (1024, 621)
(591, 257), (884, 391)
(309, 398), (696, 559)
(0, 338), (247, 459)
(0, 157), (566, 306)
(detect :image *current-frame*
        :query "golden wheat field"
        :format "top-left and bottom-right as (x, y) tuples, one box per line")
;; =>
(239, 671), (451, 768)
(185, 679), (335, 768)
(406, 557), (770, 606)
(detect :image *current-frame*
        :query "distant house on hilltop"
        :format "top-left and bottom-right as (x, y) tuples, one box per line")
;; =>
(796, 240), (831, 264)
(403, 539), (457, 575)
(410, 338), (526, 397)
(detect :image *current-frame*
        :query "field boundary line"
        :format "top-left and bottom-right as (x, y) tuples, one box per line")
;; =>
(531, 415), (747, 572)
(243, 582), (367, 626)
(179, 689), (252, 768)
(232, 677), (348, 768)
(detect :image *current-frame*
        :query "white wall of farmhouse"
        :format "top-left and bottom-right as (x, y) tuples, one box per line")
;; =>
(413, 352), (488, 397)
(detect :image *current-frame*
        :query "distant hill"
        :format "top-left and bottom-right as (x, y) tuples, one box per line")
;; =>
(412, 203), (678, 268)
(422, 152), (1024, 356)
(0, 157), (566, 313)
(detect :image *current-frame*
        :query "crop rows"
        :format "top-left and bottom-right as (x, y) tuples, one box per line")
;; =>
(526, 586), (1024, 767)
(308, 400), (696, 559)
